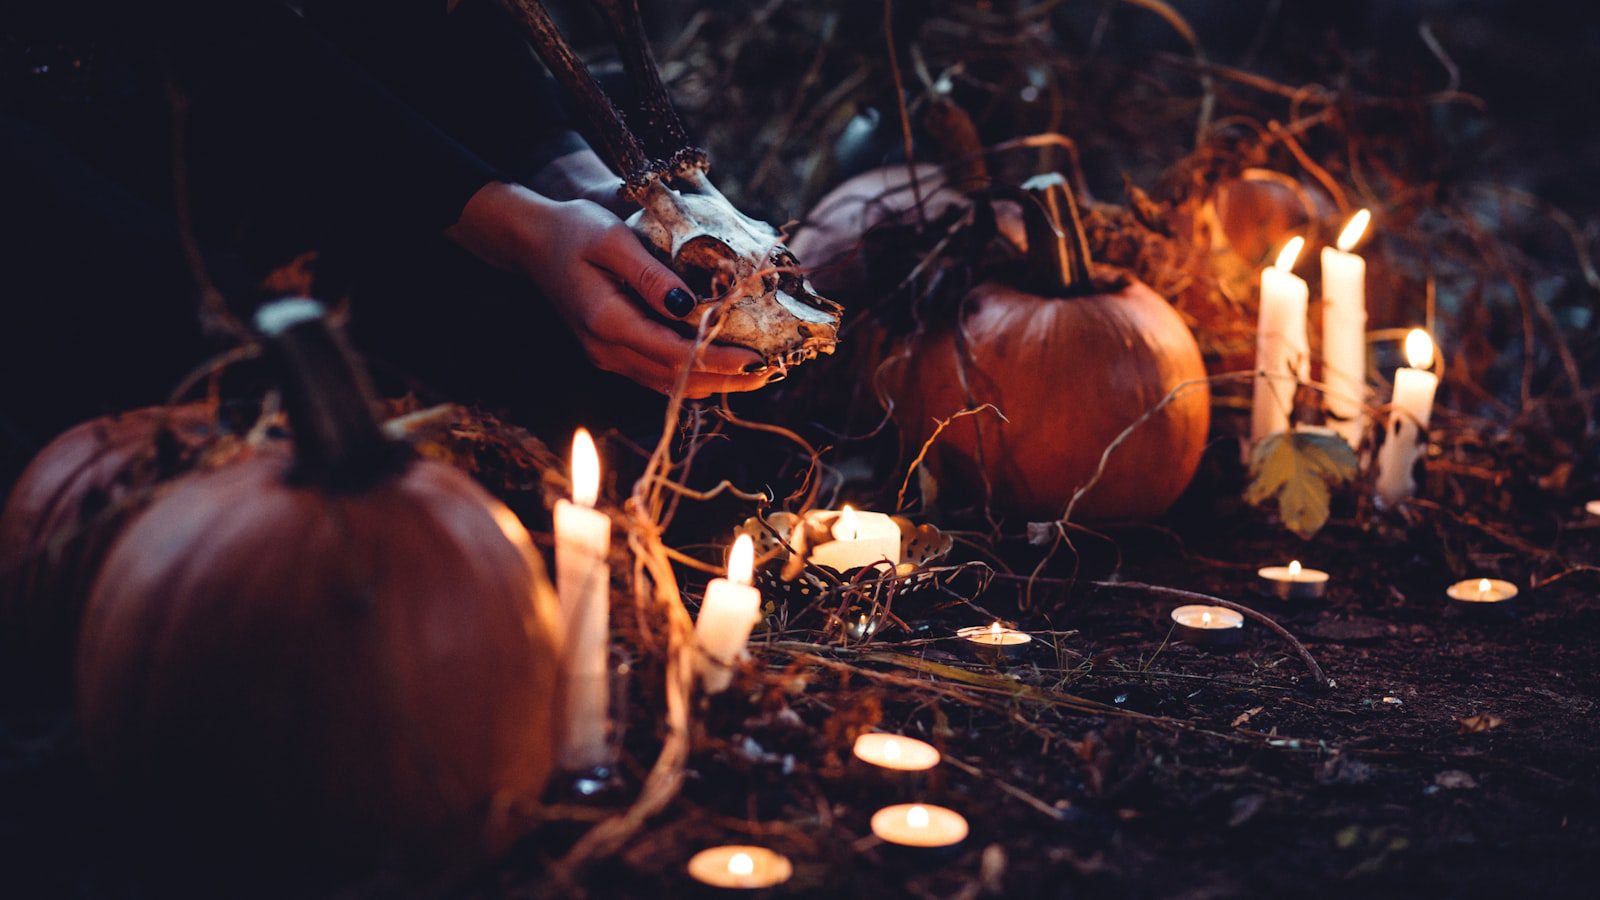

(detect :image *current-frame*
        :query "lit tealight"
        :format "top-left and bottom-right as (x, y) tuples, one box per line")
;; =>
(1169, 604), (1245, 648)
(852, 733), (941, 772)
(1446, 578), (1518, 604)
(1257, 559), (1329, 600)
(687, 845), (793, 890)
(870, 803), (969, 849)
(957, 622), (1033, 647)
(1586, 500), (1600, 518)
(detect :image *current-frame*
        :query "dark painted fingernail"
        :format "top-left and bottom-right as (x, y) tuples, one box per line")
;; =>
(664, 288), (695, 318)
(742, 361), (770, 375)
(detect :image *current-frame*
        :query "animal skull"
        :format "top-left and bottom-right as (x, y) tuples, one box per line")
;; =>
(628, 171), (842, 370)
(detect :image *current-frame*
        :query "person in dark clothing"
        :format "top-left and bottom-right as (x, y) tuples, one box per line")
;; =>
(0, 0), (765, 480)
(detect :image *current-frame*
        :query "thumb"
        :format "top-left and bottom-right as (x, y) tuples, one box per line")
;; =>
(599, 225), (699, 321)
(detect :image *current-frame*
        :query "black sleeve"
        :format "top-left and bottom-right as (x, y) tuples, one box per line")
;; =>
(303, 0), (592, 185)
(166, 0), (504, 236)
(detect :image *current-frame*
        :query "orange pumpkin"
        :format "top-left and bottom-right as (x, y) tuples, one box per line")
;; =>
(0, 403), (229, 699)
(886, 175), (1210, 521)
(76, 300), (561, 866)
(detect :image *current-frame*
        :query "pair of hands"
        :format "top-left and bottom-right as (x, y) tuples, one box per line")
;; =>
(447, 174), (773, 399)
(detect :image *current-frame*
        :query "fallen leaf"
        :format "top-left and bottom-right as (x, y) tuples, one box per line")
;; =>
(1434, 769), (1479, 789)
(1245, 430), (1358, 538)
(1458, 712), (1505, 734)
(1232, 706), (1266, 728)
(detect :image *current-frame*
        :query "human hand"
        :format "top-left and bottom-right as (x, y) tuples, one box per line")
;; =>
(448, 182), (770, 398)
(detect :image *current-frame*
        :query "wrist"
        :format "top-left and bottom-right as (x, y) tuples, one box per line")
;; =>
(527, 149), (632, 216)
(446, 181), (562, 274)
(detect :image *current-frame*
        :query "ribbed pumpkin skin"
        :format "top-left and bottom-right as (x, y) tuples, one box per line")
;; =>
(890, 279), (1210, 521)
(76, 453), (561, 865)
(0, 405), (219, 695)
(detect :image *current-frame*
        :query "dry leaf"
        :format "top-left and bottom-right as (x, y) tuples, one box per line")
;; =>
(1458, 712), (1505, 734)
(1245, 430), (1358, 538)
(1232, 705), (1266, 728)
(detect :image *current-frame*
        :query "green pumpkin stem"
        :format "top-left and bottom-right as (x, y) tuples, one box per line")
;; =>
(1022, 172), (1095, 295)
(254, 299), (406, 490)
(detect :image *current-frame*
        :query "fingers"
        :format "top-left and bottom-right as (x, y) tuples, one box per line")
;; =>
(584, 339), (769, 398)
(575, 272), (765, 376)
(590, 223), (699, 322)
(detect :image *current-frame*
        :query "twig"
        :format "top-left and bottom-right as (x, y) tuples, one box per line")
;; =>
(896, 403), (1007, 512)
(1089, 581), (1334, 692)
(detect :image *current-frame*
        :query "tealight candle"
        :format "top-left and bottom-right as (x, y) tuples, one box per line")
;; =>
(1375, 329), (1439, 509)
(554, 428), (613, 769)
(806, 505), (902, 573)
(694, 534), (763, 694)
(1321, 210), (1371, 449)
(871, 803), (969, 849)
(1586, 500), (1600, 517)
(852, 733), (941, 772)
(686, 846), (792, 890)
(957, 622), (1033, 663)
(1170, 604), (1245, 647)
(1252, 236), (1311, 447)
(1447, 577), (1518, 616)
(1257, 559), (1329, 600)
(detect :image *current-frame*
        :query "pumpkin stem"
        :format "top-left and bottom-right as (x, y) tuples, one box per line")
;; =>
(1021, 172), (1094, 295)
(254, 299), (407, 490)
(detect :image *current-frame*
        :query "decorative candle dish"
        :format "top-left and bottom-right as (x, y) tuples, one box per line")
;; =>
(735, 512), (954, 614)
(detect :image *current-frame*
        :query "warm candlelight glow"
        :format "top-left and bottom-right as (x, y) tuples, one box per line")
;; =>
(853, 733), (941, 771)
(990, 621), (1002, 639)
(1259, 562), (1329, 599)
(1336, 209), (1371, 252)
(1447, 578), (1518, 604)
(571, 428), (599, 507)
(1274, 235), (1305, 271)
(836, 504), (861, 541)
(1478, 578), (1491, 597)
(1404, 328), (1435, 370)
(1201, 610), (1213, 626)
(687, 846), (792, 889)
(1288, 560), (1302, 578)
(871, 803), (969, 848)
(727, 534), (754, 586)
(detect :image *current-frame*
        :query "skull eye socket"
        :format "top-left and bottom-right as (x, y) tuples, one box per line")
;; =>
(678, 260), (718, 300)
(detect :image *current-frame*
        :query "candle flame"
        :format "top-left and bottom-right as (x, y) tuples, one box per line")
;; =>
(1478, 578), (1491, 596)
(1288, 560), (1302, 577)
(571, 428), (600, 507)
(990, 622), (1002, 638)
(1404, 328), (1435, 370)
(884, 739), (902, 761)
(908, 805), (930, 829)
(728, 534), (755, 586)
(1274, 235), (1305, 272)
(836, 505), (861, 541)
(1201, 610), (1213, 626)
(728, 852), (754, 876)
(1336, 209), (1371, 252)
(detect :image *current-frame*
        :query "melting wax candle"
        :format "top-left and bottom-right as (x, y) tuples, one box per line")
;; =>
(1321, 210), (1371, 448)
(852, 733), (941, 772)
(1170, 604), (1245, 647)
(1253, 236), (1311, 447)
(554, 428), (613, 769)
(694, 534), (763, 694)
(1375, 329), (1440, 509)
(806, 505), (902, 572)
